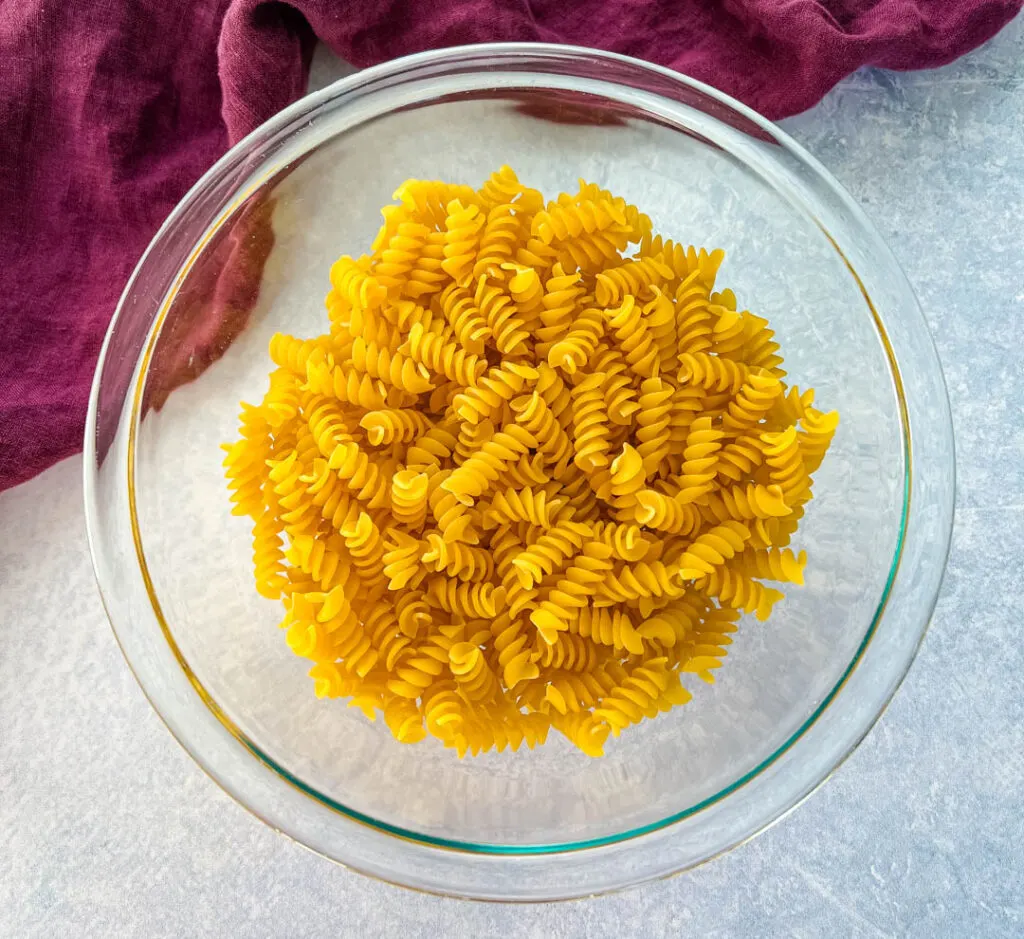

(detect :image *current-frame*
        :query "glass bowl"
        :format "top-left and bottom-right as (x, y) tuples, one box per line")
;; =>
(84, 43), (955, 900)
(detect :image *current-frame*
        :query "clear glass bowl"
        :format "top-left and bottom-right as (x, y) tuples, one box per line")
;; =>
(84, 44), (955, 900)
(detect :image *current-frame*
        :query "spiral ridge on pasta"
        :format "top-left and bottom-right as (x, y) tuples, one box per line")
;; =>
(224, 166), (836, 759)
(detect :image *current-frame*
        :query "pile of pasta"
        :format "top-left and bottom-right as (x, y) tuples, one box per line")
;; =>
(223, 166), (838, 758)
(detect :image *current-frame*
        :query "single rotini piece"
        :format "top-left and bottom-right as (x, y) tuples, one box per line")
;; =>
(674, 271), (714, 359)
(722, 371), (783, 432)
(390, 469), (430, 530)
(696, 566), (784, 622)
(634, 376), (674, 475)
(482, 486), (568, 529)
(392, 178), (479, 229)
(677, 520), (751, 579)
(530, 544), (615, 644)
(329, 255), (387, 309)
(588, 343), (641, 425)
(546, 307), (605, 374)
(594, 254), (674, 308)
(761, 425), (811, 505)
(510, 520), (591, 589)
(437, 282), (491, 353)
(500, 262), (545, 318)
(269, 333), (330, 378)
(405, 421), (459, 470)
(225, 166), (836, 759)
(441, 199), (485, 285)
(477, 165), (544, 214)
(473, 204), (523, 279)
(441, 425), (537, 504)
(532, 631), (601, 672)
(634, 489), (703, 536)
(583, 520), (652, 561)
(360, 408), (434, 446)
(531, 198), (629, 245)
(574, 605), (644, 655)
(570, 371), (612, 472)
(798, 407), (840, 473)
(350, 337), (434, 394)
(474, 274), (530, 354)
(453, 361), (538, 425)
(304, 359), (388, 410)
(421, 533), (495, 582)
(678, 351), (750, 393)
(672, 415), (724, 504)
(704, 482), (790, 521)
(374, 222), (432, 292)
(427, 578), (500, 618)
(594, 658), (690, 735)
(536, 263), (584, 346)
(734, 547), (808, 585)
(603, 295), (659, 378)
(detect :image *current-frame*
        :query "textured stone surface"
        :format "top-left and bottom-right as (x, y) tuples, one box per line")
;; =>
(2, 19), (1022, 937)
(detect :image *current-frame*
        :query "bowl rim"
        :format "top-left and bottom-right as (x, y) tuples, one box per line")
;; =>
(84, 41), (955, 899)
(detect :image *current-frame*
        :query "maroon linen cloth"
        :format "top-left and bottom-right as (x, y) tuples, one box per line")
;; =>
(0, 0), (1020, 491)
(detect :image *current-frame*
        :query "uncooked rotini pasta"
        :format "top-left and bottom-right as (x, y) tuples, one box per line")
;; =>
(223, 165), (838, 759)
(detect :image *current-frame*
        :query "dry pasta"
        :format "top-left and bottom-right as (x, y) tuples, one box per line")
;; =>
(223, 166), (838, 759)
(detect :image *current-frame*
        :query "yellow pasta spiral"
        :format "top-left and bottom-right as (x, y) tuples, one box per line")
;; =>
(761, 425), (811, 505)
(500, 262), (545, 316)
(453, 361), (538, 424)
(350, 337), (434, 394)
(799, 407), (840, 473)
(574, 605), (643, 655)
(537, 263), (583, 345)
(533, 632), (601, 671)
(269, 332), (329, 377)
(634, 376), (673, 474)
(473, 274), (530, 354)
(382, 531), (426, 590)
(483, 486), (567, 529)
(674, 271), (713, 359)
(722, 371), (783, 431)
(437, 282), (491, 353)
(735, 547), (808, 585)
(441, 425), (537, 504)
(402, 322), (486, 385)
(603, 295), (659, 378)
(421, 534), (494, 582)
(304, 359), (387, 409)
(531, 198), (628, 244)
(374, 221), (432, 291)
(678, 351), (749, 393)
(705, 482), (790, 521)
(594, 254), (674, 308)
(530, 544), (614, 643)
(440, 199), (485, 285)
(390, 469), (429, 530)
(570, 371), (612, 472)
(673, 415), (724, 503)
(359, 408), (433, 446)
(677, 521), (751, 579)
(546, 307), (605, 374)
(588, 343), (641, 425)
(477, 165), (543, 214)
(696, 566), (784, 622)
(634, 489), (703, 535)
(449, 642), (500, 702)
(473, 204), (523, 279)
(329, 255), (386, 309)
(427, 579), (499, 618)
(595, 658), (690, 734)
